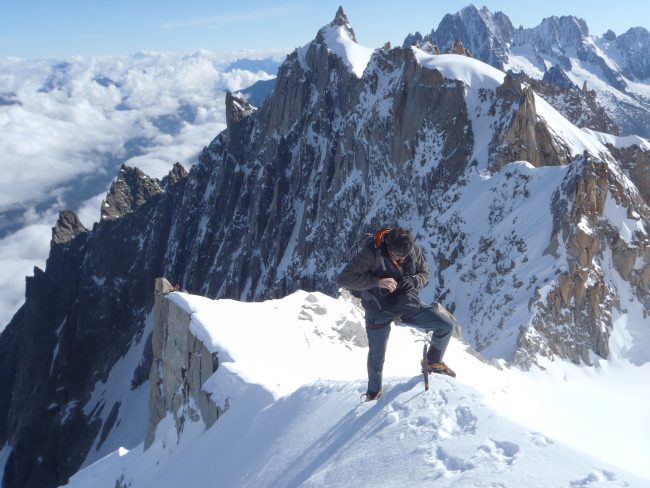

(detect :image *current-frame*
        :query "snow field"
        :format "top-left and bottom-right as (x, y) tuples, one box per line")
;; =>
(66, 291), (650, 487)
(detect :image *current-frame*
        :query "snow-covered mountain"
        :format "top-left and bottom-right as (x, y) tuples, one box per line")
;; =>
(404, 4), (650, 138)
(1, 6), (650, 488)
(60, 287), (650, 487)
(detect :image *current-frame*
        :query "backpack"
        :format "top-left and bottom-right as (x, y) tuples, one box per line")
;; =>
(344, 233), (383, 298)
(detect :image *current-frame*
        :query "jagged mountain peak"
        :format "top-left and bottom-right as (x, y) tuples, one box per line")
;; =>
(610, 27), (650, 79)
(425, 4), (513, 69)
(397, 4), (650, 138)
(320, 6), (357, 43)
(225, 91), (255, 129)
(603, 29), (617, 41)
(541, 65), (578, 90)
(51, 210), (88, 245)
(535, 14), (590, 42)
(101, 165), (163, 221)
(161, 162), (188, 190)
(297, 7), (372, 78)
(332, 6), (351, 30)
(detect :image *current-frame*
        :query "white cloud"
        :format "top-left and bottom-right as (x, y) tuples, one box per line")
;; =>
(0, 50), (280, 333)
(77, 192), (106, 229)
(0, 221), (52, 331)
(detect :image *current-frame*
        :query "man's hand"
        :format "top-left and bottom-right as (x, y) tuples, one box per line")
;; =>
(378, 277), (397, 293)
(397, 276), (417, 292)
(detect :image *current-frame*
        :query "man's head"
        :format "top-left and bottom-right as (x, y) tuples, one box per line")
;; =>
(385, 227), (414, 259)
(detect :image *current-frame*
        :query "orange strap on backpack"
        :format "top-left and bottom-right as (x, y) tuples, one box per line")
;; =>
(373, 227), (402, 270)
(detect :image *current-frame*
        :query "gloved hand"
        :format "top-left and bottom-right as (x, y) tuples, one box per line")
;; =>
(397, 276), (417, 293)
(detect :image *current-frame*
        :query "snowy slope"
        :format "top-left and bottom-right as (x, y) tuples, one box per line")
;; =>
(65, 291), (650, 487)
(582, 128), (650, 151)
(320, 24), (373, 78)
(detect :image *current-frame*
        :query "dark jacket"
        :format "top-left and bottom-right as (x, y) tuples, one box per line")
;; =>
(337, 237), (429, 315)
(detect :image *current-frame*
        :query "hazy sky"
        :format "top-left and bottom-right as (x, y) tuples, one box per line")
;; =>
(1, 0), (649, 59)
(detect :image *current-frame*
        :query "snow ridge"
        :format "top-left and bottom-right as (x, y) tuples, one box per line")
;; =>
(65, 291), (650, 487)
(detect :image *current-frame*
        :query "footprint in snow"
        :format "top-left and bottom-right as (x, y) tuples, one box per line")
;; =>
(569, 469), (620, 487)
(472, 438), (520, 470)
(454, 405), (478, 434)
(431, 405), (478, 440)
(425, 446), (475, 479)
(528, 431), (554, 447)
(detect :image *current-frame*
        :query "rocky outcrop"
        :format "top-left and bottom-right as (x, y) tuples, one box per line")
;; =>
(101, 165), (163, 220)
(507, 69), (619, 135)
(515, 157), (650, 367)
(488, 73), (569, 170)
(606, 144), (650, 206)
(225, 91), (255, 128)
(517, 160), (611, 366)
(445, 39), (471, 56)
(52, 211), (88, 245)
(162, 162), (188, 189)
(146, 278), (220, 448)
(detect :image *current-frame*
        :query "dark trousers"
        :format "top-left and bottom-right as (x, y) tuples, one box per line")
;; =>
(364, 291), (454, 393)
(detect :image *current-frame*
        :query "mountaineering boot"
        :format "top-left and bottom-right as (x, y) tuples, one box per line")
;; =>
(421, 359), (456, 378)
(361, 389), (383, 402)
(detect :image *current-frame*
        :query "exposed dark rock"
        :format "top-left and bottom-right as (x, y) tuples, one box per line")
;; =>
(543, 66), (578, 91)
(488, 73), (570, 170)
(445, 38), (472, 56)
(605, 144), (650, 206)
(225, 91), (255, 129)
(145, 278), (221, 449)
(161, 162), (188, 190)
(427, 5), (512, 69)
(52, 211), (88, 245)
(101, 165), (163, 220)
(402, 31), (423, 48)
(508, 69), (619, 135)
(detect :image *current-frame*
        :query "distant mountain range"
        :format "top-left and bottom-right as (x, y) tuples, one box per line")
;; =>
(403, 4), (650, 137)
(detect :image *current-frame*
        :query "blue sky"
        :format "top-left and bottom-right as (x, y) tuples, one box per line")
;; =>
(1, 0), (649, 58)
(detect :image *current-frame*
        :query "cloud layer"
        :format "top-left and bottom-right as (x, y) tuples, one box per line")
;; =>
(0, 50), (283, 330)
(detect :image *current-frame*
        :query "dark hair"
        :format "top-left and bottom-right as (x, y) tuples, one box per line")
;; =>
(385, 227), (413, 258)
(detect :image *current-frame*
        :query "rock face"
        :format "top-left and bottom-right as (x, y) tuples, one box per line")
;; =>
(600, 26), (650, 82)
(510, 68), (619, 135)
(146, 278), (220, 448)
(0, 163), (188, 488)
(487, 73), (570, 170)
(101, 165), (163, 220)
(1, 7), (650, 488)
(445, 39), (472, 57)
(515, 156), (650, 366)
(422, 5), (513, 69)
(52, 211), (88, 245)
